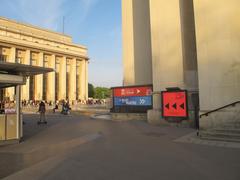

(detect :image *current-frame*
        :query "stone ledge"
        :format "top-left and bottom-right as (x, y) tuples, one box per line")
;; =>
(147, 109), (195, 128)
(111, 113), (147, 122)
(0, 139), (20, 147)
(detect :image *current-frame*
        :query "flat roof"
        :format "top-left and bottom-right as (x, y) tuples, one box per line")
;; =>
(0, 61), (54, 76)
(0, 16), (72, 39)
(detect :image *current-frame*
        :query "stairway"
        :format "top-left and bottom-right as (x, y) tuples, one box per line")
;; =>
(200, 122), (240, 143)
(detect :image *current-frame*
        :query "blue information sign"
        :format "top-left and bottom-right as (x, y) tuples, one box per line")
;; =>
(114, 96), (152, 106)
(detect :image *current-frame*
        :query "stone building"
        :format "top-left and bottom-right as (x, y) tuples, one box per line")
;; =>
(122, 0), (240, 127)
(0, 17), (88, 103)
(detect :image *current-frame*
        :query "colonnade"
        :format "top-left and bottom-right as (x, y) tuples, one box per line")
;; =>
(1, 46), (88, 102)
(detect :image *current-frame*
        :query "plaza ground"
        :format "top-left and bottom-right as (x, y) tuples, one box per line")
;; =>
(0, 112), (240, 180)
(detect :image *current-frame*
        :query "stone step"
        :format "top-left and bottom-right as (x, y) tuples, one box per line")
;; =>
(211, 128), (240, 134)
(221, 125), (240, 129)
(200, 131), (240, 143)
(200, 136), (240, 143)
(220, 122), (240, 129)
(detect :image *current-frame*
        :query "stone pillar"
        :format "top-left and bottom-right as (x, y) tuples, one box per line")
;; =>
(147, 0), (187, 126)
(47, 55), (56, 102)
(76, 61), (81, 100)
(6, 47), (16, 101)
(85, 60), (88, 99)
(69, 58), (76, 102)
(22, 49), (30, 101)
(122, 0), (152, 86)
(78, 60), (87, 100)
(179, 0), (198, 91)
(59, 57), (66, 100)
(179, 0), (199, 127)
(9, 47), (16, 63)
(35, 52), (43, 100)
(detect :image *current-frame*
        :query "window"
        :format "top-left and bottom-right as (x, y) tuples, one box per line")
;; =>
(0, 54), (7, 62)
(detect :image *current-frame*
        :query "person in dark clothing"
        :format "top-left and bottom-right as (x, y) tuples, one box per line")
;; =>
(61, 101), (71, 115)
(53, 102), (59, 113)
(38, 101), (46, 123)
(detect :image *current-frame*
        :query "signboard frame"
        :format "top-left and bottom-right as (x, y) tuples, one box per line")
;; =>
(111, 84), (153, 113)
(161, 89), (189, 119)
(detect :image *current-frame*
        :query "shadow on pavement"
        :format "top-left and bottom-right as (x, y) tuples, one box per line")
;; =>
(22, 113), (69, 141)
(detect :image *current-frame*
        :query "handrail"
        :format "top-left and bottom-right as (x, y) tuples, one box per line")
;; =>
(200, 101), (240, 118)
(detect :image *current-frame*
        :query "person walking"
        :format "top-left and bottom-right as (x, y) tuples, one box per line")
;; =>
(38, 101), (47, 124)
(53, 101), (59, 113)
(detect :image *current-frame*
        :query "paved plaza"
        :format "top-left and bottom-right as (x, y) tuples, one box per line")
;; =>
(0, 113), (240, 180)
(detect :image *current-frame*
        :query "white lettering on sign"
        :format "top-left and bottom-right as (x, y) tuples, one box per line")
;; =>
(140, 98), (146, 105)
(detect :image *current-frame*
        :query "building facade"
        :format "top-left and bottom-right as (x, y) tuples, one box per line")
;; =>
(122, 0), (240, 127)
(0, 17), (88, 103)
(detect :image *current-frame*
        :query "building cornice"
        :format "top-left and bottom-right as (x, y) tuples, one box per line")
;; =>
(0, 16), (88, 50)
(0, 16), (71, 38)
(0, 26), (87, 50)
(0, 40), (89, 61)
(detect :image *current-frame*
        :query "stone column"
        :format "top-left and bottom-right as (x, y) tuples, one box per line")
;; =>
(179, 0), (199, 127)
(59, 57), (66, 100)
(147, 0), (186, 125)
(69, 58), (76, 102)
(79, 60), (87, 100)
(9, 47), (16, 63)
(122, 0), (152, 86)
(47, 55), (56, 102)
(6, 47), (16, 101)
(35, 52), (43, 100)
(179, 0), (198, 91)
(85, 60), (88, 99)
(76, 61), (81, 100)
(22, 49), (30, 101)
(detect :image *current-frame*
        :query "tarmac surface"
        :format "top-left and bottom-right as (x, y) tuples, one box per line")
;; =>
(0, 113), (240, 180)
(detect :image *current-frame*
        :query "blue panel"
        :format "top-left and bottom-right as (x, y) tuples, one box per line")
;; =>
(114, 96), (152, 106)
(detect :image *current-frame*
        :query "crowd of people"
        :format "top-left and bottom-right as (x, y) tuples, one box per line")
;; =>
(0, 100), (16, 114)
(21, 98), (106, 107)
(0, 98), (108, 124)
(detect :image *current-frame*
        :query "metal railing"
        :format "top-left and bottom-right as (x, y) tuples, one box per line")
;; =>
(200, 101), (240, 118)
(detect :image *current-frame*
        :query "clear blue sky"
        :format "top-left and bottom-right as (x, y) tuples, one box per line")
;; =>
(0, 0), (123, 88)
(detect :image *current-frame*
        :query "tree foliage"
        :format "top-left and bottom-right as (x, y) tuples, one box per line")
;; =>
(94, 87), (111, 99)
(88, 84), (111, 99)
(88, 83), (95, 98)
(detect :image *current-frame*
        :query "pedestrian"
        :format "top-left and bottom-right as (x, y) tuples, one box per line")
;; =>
(53, 102), (58, 113)
(38, 101), (47, 124)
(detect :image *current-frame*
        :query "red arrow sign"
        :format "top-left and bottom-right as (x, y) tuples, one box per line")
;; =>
(114, 86), (152, 97)
(161, 90), (188, 118)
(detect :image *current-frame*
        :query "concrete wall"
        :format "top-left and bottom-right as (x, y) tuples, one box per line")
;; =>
(194, 0), (240, 112)
(122, 0), (240, 128)
(122, 0), (135, 85)
(122, 0), (152, 86)
(147, 0), (184, 124)
(149, 0), (184, 103)
(200, 104), (240, 130)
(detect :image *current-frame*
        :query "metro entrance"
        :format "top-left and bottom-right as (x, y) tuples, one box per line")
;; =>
(0, 61), (53, 145)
